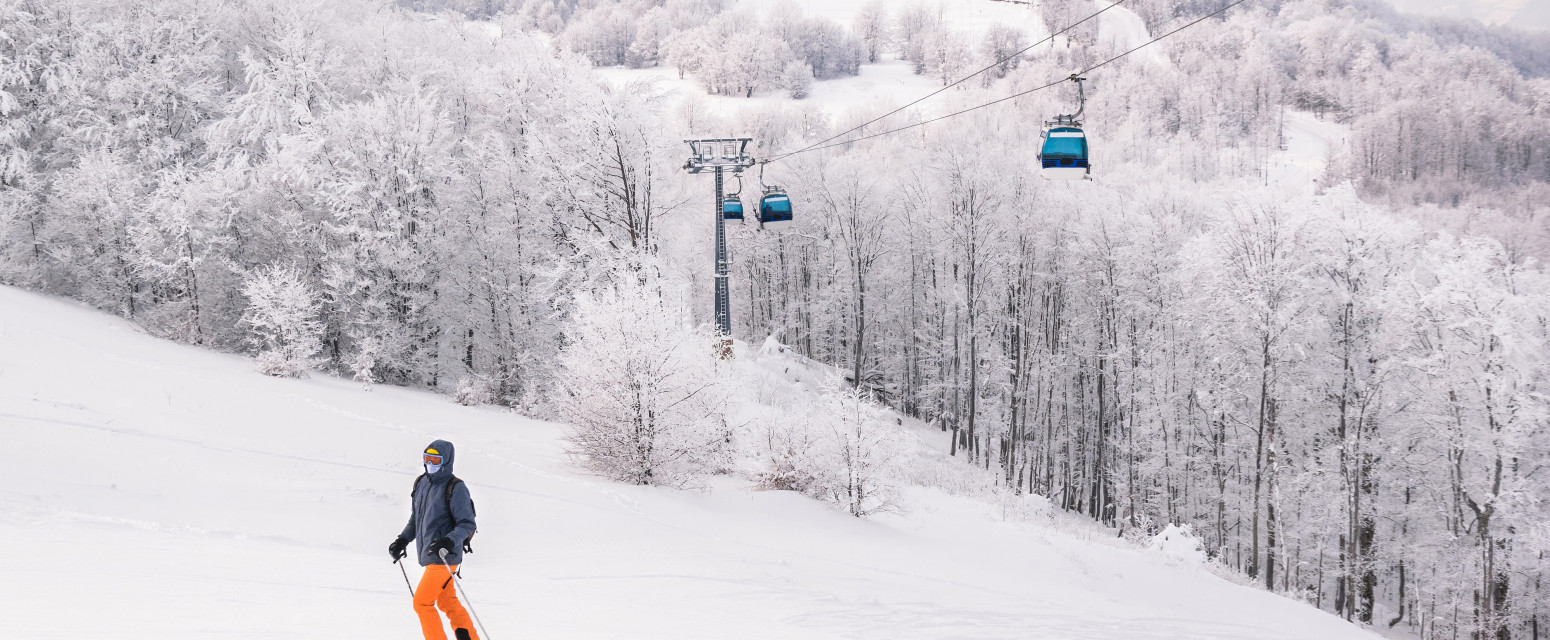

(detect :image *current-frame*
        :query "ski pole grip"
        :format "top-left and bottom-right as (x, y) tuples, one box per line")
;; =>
(438, 548), (449, 559)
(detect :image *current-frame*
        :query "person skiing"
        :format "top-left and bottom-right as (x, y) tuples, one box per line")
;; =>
(389, 440), (480, 640)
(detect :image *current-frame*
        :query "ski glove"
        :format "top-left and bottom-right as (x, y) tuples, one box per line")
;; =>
(388, 537), (409, 562)
(462, 538), (473, 554)
(428, 537), (455, 559)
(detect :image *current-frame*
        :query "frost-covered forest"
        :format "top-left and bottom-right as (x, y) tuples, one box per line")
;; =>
(2, 0), (1549, 638)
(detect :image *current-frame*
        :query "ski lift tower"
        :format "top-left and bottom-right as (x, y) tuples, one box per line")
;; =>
(684, 138), (756, 338)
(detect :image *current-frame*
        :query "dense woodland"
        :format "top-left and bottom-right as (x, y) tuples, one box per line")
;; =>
(2, 0), (1548, 638)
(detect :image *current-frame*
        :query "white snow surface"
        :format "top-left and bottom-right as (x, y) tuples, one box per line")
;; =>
(1097, 0), (1168, 69)
(1149, 524), (1208, 567)
(1270, 110), (1350, 198)
(0, 285), (1385, 640)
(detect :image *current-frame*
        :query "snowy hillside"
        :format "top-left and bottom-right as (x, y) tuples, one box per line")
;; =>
(593, 0), (1163, 122)
(1388, 0), (1550, 32)
(0, 284), (1381, 640)
(5, 0), (1549, 638)
(589, 0), (1042, 124)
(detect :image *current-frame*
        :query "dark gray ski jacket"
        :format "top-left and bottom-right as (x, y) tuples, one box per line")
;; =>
(400, 439), (477, 567)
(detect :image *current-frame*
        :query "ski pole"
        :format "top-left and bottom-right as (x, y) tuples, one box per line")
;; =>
(439, 548), (492, 640)
(396, 558), (415, 597)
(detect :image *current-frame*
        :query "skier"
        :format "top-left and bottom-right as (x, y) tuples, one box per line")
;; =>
(389, 440), (480, 640)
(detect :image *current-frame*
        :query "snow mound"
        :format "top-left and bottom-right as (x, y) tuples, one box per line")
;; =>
(1149, 523), (1208, 566)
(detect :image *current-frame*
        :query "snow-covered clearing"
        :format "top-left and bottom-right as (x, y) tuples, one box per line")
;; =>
(0, 285), (1386, 639)
(1098, 0), (1167, 68)
(1271, 110), (1349, 198)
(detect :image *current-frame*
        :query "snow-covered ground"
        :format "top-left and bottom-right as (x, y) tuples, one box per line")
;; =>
(1098, 0), (1168, 68)
(0, 285), (1388, 639)
(1270, 110), (1350, 197)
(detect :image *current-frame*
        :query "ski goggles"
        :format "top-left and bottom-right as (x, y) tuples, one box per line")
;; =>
(423, 451), (443, 465)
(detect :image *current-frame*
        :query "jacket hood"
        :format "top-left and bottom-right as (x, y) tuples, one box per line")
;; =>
(424, 439), (455, 479)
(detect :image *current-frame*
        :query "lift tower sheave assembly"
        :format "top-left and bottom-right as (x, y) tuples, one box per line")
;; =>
(684, 138), (756, 337)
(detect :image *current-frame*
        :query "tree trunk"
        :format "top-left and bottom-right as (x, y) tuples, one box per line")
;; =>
(1251, 333), (1271, 580)
(1266, 395), (1278, 592)
(1389, 559), (1407, 628)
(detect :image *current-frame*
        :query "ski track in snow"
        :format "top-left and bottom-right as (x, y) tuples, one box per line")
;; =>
(1270, 110), (1349, 199)
(0, 284), (1389, 640)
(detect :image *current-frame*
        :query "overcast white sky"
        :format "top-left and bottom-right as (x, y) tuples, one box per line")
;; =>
(1385, 0), (1550, 32)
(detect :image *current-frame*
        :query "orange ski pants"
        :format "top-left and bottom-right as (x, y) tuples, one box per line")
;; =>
(413, 564), (480, 640)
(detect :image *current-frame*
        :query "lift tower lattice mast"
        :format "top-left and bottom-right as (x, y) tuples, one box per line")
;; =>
(683, 138), (755, 337)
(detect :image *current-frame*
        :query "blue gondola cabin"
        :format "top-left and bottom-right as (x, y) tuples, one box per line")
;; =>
(723, 196), (744, 221)
(759, 192), (793, 231)
(1039, 126), (1090, 180)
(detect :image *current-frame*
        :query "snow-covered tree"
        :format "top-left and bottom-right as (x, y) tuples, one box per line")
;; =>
(558, 4), (635, 67)
(853, 1), (889, 64)
(782, 61), (814, 100)
(979, 24), (1028, 82)
(808, 379), (908, 517)
(1399, 234), (1549, 637)
(552, 255), (730, 488)
(242, 265), (324, 378)
(625, 7), (673, 68)
(922, 26), (972, 85)
(747, 407), (823, 494)
(894, 2), (940, 72)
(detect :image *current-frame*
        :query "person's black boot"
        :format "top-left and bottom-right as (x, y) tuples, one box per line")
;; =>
(455, 629), (472, 640)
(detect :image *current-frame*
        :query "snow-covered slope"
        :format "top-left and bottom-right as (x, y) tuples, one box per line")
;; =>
(1098, 0), (1167, 68)
(0, 285), (1383, 640)
(1270, 110), (1350, 198)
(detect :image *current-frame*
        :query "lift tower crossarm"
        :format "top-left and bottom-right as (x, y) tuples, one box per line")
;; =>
(684, 138), (756, 174)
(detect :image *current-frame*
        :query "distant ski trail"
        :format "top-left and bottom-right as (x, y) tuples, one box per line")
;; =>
(1271, 110), (1349, 197)
(1098, 1), (1169, 68)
